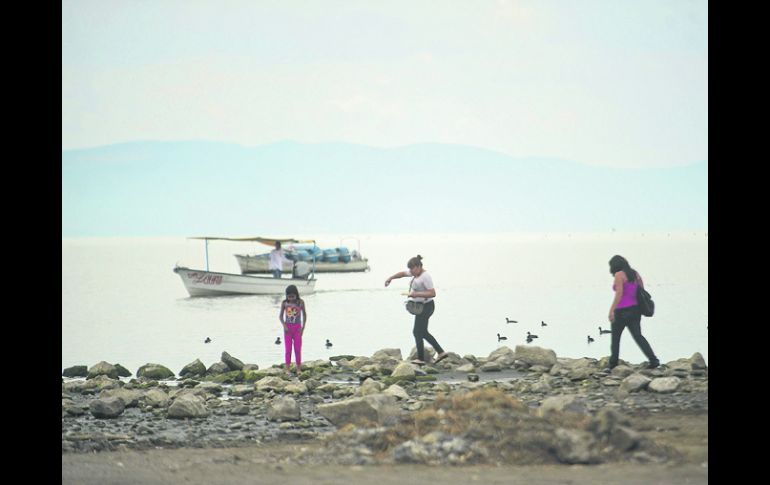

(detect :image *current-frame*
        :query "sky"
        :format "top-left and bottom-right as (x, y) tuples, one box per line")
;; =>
(62, 0), (708, 169)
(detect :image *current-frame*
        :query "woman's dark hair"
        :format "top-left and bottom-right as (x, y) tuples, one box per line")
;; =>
(275, 241), (282, 249)
(284, 284), (301, 303)
(609, 255), (637, 282)
(407, 255), (423, 269)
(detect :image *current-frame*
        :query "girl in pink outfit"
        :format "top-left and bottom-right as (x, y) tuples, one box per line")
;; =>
(279, 284), (307, 374)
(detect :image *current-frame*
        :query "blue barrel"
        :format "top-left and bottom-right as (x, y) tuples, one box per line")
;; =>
(323, 248), (339, 262)
(295, 249), (311, 261)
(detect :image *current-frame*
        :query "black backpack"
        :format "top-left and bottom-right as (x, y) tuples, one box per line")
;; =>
(637, 285), (655, 317)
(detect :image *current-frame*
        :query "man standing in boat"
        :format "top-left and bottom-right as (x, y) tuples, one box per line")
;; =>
(269, 241), (293, 278)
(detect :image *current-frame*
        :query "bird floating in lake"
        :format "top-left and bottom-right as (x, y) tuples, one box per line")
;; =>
(204, 337), (211, 343)
(587, 335), (595, 343)
(526, 336), (534, 344)
(325, 339), (333, 348)
(497, 333), (507, 341)
(275, 337), (281, 345)
(598, 327), (611, 335)
(541, 321), (548, 327)
(505, 318), (517, 323)
(526, 331), (539, 339)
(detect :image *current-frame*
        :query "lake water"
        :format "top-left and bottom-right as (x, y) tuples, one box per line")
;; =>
(62, 232), (708, 374)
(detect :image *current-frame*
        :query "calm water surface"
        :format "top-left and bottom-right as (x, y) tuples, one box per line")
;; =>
(62, 233), (708, 374)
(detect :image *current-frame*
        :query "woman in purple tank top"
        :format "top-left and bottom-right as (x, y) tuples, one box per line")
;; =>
(607, 255), (659, 370)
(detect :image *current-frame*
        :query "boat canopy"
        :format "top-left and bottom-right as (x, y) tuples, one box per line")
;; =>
(188, 237), (315, 246)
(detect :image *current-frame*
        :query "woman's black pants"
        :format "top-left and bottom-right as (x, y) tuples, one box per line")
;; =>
(609, 305), (658, 367)
(413, 301), (443, 360)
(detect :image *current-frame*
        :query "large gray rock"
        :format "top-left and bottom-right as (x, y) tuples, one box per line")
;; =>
(317, 393), (400, 426)
(649, 377), (681, 393)
(559, 358), (597, 380)
(456, 363), (475, 373)
(302, 359), (331, 370)
(539, 395), (587, 416)
(487, 346), (516, 367)
(390, 362), (417, 379)
(62, 365), (88, 378)
(284, 382), (308, 394)
(230, 384), (256, 396)
(114, 364), (132, 377)
(360, 378), (384, 396)
(393, 432), (476, 464)
(377, 359), (402, 374)
(89, 396), (125, 419)
(78, 375), (120, 391)
(589, 408), (627, 437)
(691, 352), (707, 370)
(137, 364), (174, 380)
(383, 384), (410, 400)
(513, 345), (557, 368)
(99, 388), (143, 408)
(195, 382), (224, 395)
(316, 383), (341, 395)
(256, 376), (287, 392)
(372, 348), (403, 361)
(167, 394), (209, 419)
(144, 389), (170, 408)
(267, 396), (301, 421)
(206, 362), (230, 375)
(433, 352), (468, 368)
(408, 346), (436, 363)
(554, 428), (600, 464)
(610, 426), (641, 452)
(610, 365), (635, 378)
(87, 361), (119, 380)
(347, 356), (375, 370)
(179, 359), (207, 377)
(621, 373), (652, 393)
(221, 352), (245, 371)
(463, 354), (478, 364)
(480, 361), (502, 372)
(359, 364), (383, 375)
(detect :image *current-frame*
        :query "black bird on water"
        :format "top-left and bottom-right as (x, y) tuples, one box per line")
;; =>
(526, 336), (534, 344)
(598, 327), (611, 335)
(526, 331), (539, 339)
(275, 337), (281, 345)
(541, 321), (548, 327)
(497, 333), (508, 341)
(587, 335), (595, 343)
(204, 337), (211, 343)
(325, 339), (333, 348)
(505, 318), (517, 324)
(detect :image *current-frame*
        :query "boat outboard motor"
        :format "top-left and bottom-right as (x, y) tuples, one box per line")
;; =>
(293, 261), (312, 280)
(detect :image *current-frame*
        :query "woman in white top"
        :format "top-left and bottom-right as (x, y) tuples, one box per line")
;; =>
(385, 255), (449, 365)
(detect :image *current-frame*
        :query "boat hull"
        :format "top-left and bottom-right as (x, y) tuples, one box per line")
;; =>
(173, 267), (316, 297)
(234, 254), (369, 274)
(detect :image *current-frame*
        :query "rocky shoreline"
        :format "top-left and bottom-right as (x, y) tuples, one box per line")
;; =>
(62, 346), (707, 466)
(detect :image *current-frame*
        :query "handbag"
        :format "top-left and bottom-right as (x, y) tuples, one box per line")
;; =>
(637, 283), (655, 317)
(405, 277), (425, 315)
(405, 300), (425, 315)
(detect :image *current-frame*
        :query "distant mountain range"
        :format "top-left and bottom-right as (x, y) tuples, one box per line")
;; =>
(62, 141), (707, 236)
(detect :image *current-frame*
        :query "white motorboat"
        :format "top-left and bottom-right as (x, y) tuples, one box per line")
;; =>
(174, 236), (317, 297)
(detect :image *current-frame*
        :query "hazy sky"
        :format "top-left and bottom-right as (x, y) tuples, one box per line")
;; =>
(62, 0), (707, 168)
